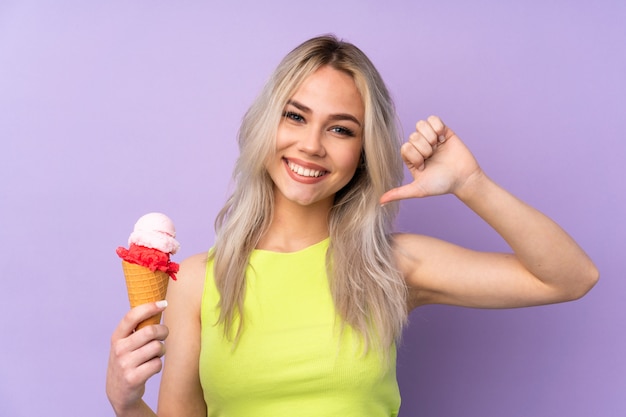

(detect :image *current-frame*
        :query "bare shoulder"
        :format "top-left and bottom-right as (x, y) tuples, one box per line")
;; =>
(167, 252), (209, 304)
(179, 252), (210, 280)
(164, 251), (209, 332)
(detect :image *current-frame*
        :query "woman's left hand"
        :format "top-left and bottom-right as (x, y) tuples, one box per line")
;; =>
(380, 115), (482, 204)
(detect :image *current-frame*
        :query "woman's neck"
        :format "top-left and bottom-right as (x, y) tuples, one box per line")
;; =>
(256, 191), (332, 252)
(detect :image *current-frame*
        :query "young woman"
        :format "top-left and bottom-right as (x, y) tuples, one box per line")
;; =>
(106, 35), (598, 417)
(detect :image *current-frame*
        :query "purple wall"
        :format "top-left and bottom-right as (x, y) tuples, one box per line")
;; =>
(1, 1), (624, 416)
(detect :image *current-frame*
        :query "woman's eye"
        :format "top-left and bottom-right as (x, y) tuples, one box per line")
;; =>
(330, 126), (356, 137)
(283, 111), (304, 122)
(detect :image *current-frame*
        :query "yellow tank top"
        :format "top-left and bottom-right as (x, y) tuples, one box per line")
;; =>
(199, 238), (401, 416)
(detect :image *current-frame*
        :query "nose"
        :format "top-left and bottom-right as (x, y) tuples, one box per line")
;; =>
(298, 126), (326, 157)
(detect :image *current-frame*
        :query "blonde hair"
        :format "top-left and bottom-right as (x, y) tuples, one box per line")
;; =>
(211, 35), (407, 352)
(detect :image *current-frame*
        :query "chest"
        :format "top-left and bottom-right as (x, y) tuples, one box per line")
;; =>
(198, 248), (400, 416)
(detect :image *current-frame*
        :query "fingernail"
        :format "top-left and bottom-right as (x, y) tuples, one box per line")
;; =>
(156, 300), (168, 308)
(438, 135), (446, 143)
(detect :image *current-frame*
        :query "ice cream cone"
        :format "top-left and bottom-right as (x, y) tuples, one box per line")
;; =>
(121, 260), (169, 329)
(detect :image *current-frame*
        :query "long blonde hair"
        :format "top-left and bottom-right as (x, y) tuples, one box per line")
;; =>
(211, 35), (407, 352)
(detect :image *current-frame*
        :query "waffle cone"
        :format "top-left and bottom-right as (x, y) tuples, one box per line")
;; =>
(121, 260), (169, 330)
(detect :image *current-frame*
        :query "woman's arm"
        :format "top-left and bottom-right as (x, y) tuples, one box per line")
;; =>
(383, 116), (599, 310)
(157, 253), (207, 416)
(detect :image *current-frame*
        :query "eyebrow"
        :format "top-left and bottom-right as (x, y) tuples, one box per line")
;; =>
(286, 100), (362, 127)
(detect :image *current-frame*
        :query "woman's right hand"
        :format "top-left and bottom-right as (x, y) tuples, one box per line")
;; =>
(106, 301), (169, 415)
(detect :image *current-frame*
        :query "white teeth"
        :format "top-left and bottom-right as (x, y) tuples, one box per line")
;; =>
(288, 161), (325, 178)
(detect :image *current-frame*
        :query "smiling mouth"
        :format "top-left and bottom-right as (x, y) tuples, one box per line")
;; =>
(286, 159), (328, 178)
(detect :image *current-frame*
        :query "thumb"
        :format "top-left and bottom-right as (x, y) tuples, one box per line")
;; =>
(380, 183), (426, 205)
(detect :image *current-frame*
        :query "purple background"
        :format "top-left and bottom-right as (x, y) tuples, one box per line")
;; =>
(1, 1), (624, 416)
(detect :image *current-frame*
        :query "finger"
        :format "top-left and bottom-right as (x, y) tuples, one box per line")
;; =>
(379, 187), (405, 205)
(415, 119), (439, 147)
(116, 349), (164, 392)
(407, 131), (436, 162)
(400, 141), (426, 172)
(380, 183), (426, 205)
(111, 328), (168, 382)
(132, 322), (169, 347)
(128, 345), (167, 387)
(135, 354), (165, 381)
(111, 324), (168, 365)
(426, 115), (453, 144)
(129, 335), (167, 366)
(112, 301), (168, 341)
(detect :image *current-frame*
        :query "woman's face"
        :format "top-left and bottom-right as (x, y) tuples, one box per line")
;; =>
(267, 65), (364, 210)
